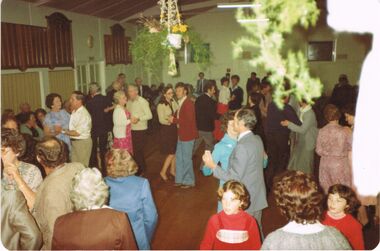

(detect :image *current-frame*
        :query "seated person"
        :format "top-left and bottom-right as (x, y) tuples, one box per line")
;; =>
(322, 184), (364, 250)
(200, 180), (261, 250)
(105, 148), (158, 250)
(52, 168), (137, 250)
(261, 171), (351, 250)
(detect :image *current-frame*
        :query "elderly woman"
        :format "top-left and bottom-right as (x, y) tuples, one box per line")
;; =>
(1, 129), (43, 199)
(316, 104), (352, 193)
(19, 111), (44, 140)
(1, 168), (42, 250)
(157, 86), (178, 181)
(261, 171), (351, 249)
(113, 91), (133, 154)
(43, 93), (71, 151)
(281, 99), (318, 174)
(105, 148), (158, 250)
(52, 168), (137, 250)
(202, 111), (237, 212)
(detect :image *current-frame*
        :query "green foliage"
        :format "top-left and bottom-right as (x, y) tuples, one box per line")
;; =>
(130, 27), (211, 81)
(234, 0), (323, 108)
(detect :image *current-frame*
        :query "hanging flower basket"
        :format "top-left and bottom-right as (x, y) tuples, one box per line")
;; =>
(167, 33), (182, 49)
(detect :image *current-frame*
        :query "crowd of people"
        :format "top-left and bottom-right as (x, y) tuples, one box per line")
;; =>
(1, 71), (379, 250)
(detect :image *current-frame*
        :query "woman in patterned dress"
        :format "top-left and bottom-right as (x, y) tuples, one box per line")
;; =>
(316, 104), (352, 193)
(112, 91), (133, 155)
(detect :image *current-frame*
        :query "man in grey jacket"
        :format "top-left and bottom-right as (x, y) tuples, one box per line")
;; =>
(203, 108), (268, 233)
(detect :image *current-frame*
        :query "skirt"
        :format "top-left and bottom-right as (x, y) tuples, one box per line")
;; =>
(159, 124), (178, 154)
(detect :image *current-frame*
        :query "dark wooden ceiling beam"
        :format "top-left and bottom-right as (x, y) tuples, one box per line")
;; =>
(109, 0), (155, 20)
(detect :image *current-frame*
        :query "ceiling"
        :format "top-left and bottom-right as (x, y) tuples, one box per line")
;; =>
(21, 0), (327, 24)
(21, 0), (227, 23)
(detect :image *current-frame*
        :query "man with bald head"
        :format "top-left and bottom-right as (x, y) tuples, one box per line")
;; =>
(127, 84), (153, 175)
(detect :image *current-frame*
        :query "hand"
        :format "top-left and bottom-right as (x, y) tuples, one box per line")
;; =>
(167, 115), (174, 123)
(54, 124), (63, 134)
(4, 163), (20, 180)
(202, 150), (217, 169)
(231, 95), (236, 101)
(131, 117), (139, 124)
(280, 120), (289, 127)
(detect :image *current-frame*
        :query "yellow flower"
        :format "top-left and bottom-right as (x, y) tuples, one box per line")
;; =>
(179, 24), (188, 33)
(172, 26), (179, 33)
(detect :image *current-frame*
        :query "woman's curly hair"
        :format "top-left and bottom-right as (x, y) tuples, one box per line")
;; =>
(1, 128), (26, 156)
(274, 171), (324, 224)
(217, 180), (251, 210)
(106, 148), (138, 178)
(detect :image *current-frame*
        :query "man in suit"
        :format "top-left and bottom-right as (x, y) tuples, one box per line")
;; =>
(246, 72), (261, 95)
(169, 82), (198, 189)
(228, 75), (244, 110)
(86, 82), (111, 176)
(202, 108), (268, 234)
(193, 80), (217, 167)
(135, 77), (152, 102)
(195, 72), (207, 96)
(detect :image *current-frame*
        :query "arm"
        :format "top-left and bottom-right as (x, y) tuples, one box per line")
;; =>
(315, 130), (324, 156)
(285, 106), (302, 125)
(11, 191), (43, 250)
(142, 179), (158, 242)
(287, 112), (314, 134)
(200, 217), (217, 250)
(248, 217), (262, 249)
(113, 107), (131, 127)
(349, 225), (365, 250)
(202, 145), (222, 176)
(65, 113), (92, 137)
(213, 144), (247, 182)
(138, 99), (153, 121)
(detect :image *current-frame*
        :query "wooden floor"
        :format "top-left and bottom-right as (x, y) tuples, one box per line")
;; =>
(142, 130), (379, 250)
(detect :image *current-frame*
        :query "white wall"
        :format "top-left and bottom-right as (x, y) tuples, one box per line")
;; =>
(161, 9), (370, 96)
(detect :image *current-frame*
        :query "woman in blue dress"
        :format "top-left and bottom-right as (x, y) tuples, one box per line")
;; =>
(43, 93), (71, 150)
(105, 148), (158, 250)
(202, 110), (238, 212)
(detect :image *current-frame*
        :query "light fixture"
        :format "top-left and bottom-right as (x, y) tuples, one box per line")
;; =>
(217, 3), (262, 8)
(237, 18), (269, 23)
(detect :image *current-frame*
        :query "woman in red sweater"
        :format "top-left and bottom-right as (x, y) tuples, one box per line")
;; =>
(322, 184), (364, 250)
(200, 180), (261, 250)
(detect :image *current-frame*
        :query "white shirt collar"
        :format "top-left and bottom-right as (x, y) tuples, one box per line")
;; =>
(282, 221), (325, 234)
(238, 130), (251, 141)
(72, 105), (84, 114)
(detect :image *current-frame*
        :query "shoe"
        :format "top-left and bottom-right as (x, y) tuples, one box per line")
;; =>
(180, 185), (195, 189)
(160, 172), (168, 182)
(173, 183), (182, 187)
(169, 172), (176, 179)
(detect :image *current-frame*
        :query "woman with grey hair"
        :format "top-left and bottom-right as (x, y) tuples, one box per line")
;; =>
(112, 91), (133, 154)
(52, 168), (137, 250)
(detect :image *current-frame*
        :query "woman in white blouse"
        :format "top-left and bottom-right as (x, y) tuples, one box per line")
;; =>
(112, 91), (133, 155)
(213, 77), (230, 141)
(157, 87), (178, 181)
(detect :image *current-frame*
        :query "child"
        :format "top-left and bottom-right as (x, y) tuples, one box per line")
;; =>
(200, 180), (261, 250)
(322, 184), (364, 250)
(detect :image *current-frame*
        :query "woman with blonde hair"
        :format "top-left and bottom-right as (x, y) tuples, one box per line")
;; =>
(52, 168), (137, 250)
(112, 91), (133, 154)
(105, 148), (158, 250)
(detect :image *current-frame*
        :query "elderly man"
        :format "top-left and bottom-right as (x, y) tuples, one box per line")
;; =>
(127, 84), (152, 175)
(86, 83), (111, 175)
(203, 108), (267, 233)
(64, 91), (92, 166)
(15, 102), (32, 123)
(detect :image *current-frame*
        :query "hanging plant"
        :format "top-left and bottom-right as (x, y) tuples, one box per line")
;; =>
(233, 0), (322, 108)
(130, 0), (211, 80)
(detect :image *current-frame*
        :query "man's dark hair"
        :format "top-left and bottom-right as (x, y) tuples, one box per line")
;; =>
(175, 82), (188, 95)
(236, 108), (257, 130)
(204, 80), (216, 93)
(198, 72), (204, 77)
(231, 75), (240, 81)
(18, 111), (35, 124)
(72, 91), (86, 104)
(251, 72), (257, 76)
